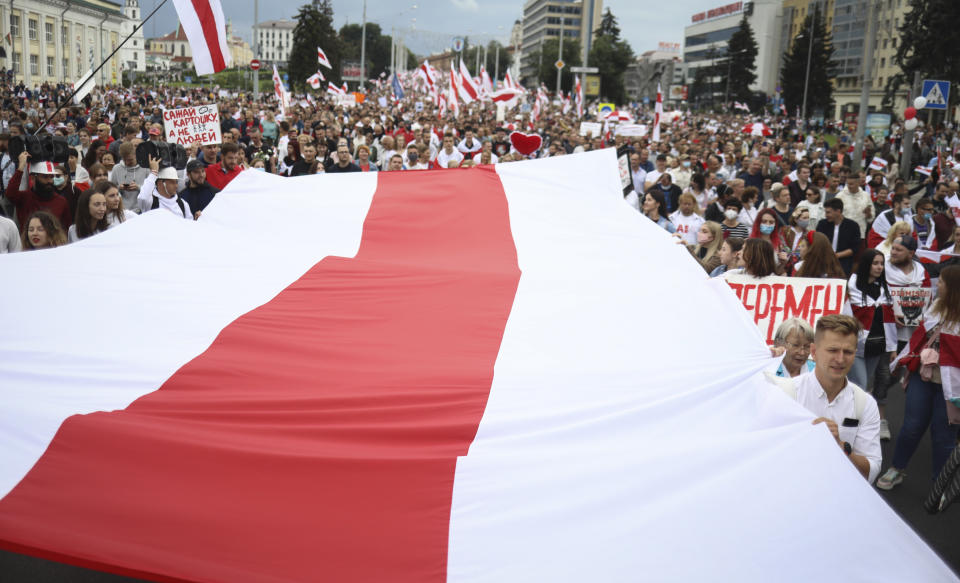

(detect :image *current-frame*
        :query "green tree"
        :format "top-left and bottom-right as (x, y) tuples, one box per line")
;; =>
(339, 22), (392, 80)
(723, 15), (759, 105)
(779, 7), (833, 117)
(527, 38), (582, 93)
(588, 9), (634, 103)
(288, 0), (341, 91)
(884, 0), (960, 108)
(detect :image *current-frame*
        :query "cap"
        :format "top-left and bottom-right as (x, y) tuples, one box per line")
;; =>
(186, 159), (204, 173)
(148, 126), (162, 136)
(157, 167), (179, 181)
(29, 161), (57, 175)
(896, 235), (918, 252)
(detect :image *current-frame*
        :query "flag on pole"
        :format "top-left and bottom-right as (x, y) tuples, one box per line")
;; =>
(326, 81), (344, 96)
(458, 60), (479, 103)
(448, 63), (461, 117)
(652, 82), (663, 142)
(71, 69), (96, 104)
(480, 66), (494, 100)
(392, 74), (405, 102)
(306, 71), (325, 90)
(0, 152), (954, 583)
(170, 0), (232, 75)
(574, 75), (583, 119)
(504, 70), (515, 89)
(490, 88), (522, 108)
(438, 92), (448, 119)
(317, 47), (332, 69)
(272, 64), (290, 113)
(416, 60), (436, 94)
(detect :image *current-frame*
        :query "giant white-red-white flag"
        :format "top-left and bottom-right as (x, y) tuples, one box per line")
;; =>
(652, 82), (663, 142)
(0, 152), (957, 583)
(171, 0), (231, 75)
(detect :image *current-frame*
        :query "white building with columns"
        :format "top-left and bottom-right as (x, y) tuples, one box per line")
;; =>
(0, 0), (141, 88)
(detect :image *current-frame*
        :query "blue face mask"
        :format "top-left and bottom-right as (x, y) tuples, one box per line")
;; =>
(254, 166), (265, 172)
(759, 224), (776, 235)
(923, 213), (933, 222)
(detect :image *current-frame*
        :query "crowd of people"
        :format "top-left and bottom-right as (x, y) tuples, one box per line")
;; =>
(0, 78), (958, 498)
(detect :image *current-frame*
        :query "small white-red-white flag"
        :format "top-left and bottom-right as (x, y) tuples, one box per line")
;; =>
(327, 81), (345, 96)
(480, 66), (494, 99)
(448, 63), (461, 117)
(574, 75), (583, 119)
(869, 157), (888, 172)
(306, 71), (325, 89)
(458, 60), (479, 103)
(652, 82), (663, 143)
(171, 0), (232, 75)
(317, 47), (332, 69)
(504, 70), (515, 89)
(272, 64), (290, 114)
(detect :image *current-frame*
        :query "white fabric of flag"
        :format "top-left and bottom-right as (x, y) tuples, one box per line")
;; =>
(171, 0), (231, 75)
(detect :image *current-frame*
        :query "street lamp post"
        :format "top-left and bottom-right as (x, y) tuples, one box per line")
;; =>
(800, 8), (816, 132)
(360, 0), (366, 90)
(556, 16), (564, 94)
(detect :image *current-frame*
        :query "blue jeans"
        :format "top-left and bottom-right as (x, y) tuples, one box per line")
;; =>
(890, 375), (959, 479)
(849, 354), (891, 405)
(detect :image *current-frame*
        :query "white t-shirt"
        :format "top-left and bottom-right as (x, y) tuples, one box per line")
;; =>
(436, 148), (464, 169)
(0, 215), (20, 253)
(669, 210), (704, 246)
(472, 152), (499, 165)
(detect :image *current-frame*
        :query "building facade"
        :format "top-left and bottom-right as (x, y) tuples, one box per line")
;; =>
(254, 19), (296, 66)
(147, 20), (251, 75)
(118, 0), (145, 76)
(518, 0), (603, 87)
(0, 0), (140, 87)
(683, 0), (783, 100)
(624, 48), (684, 106)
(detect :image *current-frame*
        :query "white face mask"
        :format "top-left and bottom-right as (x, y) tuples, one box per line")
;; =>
(724, 209), (739, 220)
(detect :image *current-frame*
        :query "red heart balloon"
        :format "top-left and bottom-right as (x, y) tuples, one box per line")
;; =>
(509, 132), (542, 156)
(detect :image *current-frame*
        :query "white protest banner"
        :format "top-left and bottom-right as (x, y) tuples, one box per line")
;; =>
(615, 124), (647, 137)
(72, 70), (96, 104)
(725, 274), (846, 345)
(579, 122), (602, 137)
(415, 101), (424, 112)
(338, 94), (357, 108)
(377, 96), (388, 108)
(162, 104), (221, 146)
(889, 286), (933, 327)
(947, 194), (960, 225)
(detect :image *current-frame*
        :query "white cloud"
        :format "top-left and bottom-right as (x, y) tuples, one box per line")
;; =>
(451, 0), (480, 12)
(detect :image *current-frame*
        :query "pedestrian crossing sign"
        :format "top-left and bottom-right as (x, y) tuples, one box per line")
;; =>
(921, 80), (950, 110)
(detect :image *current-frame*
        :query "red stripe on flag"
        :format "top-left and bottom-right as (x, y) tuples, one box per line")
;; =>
(190, 0), (226, 72)
(942, 332), (960, 369)
(0, 168), (521, 582)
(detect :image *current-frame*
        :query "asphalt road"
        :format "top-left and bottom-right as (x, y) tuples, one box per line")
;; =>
(1, 377), (958, 582)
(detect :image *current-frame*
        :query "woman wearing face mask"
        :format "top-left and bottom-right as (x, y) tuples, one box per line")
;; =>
(750, 208), (789, 270)
(846, 249), (897, 434)
(20, 210), (67, 250)
(795, 186), (825, 230)
(710, 236), (745, 277)
(67, 188), (109, 243)
(687, 221), (723, 274)
(53, 166), (83, 219)
(642, 191), (677, 234)
(97, 180), (137, 228)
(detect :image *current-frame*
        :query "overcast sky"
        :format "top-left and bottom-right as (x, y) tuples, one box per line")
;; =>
(139, 0), (694, 61)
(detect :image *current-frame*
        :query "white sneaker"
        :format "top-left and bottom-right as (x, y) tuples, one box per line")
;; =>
(879, 419), (891, 440)
(877, 467), (905, 490)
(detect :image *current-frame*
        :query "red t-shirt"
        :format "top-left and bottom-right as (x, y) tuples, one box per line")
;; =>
(205, 163), (242, 191)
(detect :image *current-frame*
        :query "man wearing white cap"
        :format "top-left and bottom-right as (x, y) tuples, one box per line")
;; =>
(4, 151), (72, 229)
(137, 155), (192, 219)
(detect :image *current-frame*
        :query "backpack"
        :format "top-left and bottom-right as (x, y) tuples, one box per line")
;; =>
(764, 371), (868, 420)
(152, 195), (186, 218)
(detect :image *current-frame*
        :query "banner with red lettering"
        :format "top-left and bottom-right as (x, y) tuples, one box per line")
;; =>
(162, 104), (222, 146)
(725, 274), (847, 345)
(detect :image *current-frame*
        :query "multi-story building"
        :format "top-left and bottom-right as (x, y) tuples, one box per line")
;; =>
(254, 19), (296, 66)
(0, 0), (140, 87)
(118, 0), (145, 76)
(518, 0), (603, 87)
(779, 0), (909, 121)
(148, 20), (251, 75)
(683, 0), (784, 101)
(625, 46), (684, 106)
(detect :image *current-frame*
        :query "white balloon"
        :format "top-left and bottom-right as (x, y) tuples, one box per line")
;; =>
(913, 96), (927, 109)
(904, 118), (918, 131)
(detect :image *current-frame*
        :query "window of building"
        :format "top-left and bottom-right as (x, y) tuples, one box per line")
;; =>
(880, 57), (885, 68)
(62, 58), (68, 76)
(29, 54), (38, 75)
(28, 18), (37, 41)
(62, 26), (68, 48)
(132, 10), (136, 19)
(46, 56), (53, 76)
(133, 39), (137, 46)
(10, 15), (19, 38)
(180, 44), (184, 57)
(45, 22), (53, 43)
(891, 38), (897, 47)
(134, 52), (137, 61)
(12, 52), (20, 74)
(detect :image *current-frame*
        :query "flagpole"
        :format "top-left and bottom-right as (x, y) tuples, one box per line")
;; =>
(35, 0), (169, 136)
(360, 0), (367, 90)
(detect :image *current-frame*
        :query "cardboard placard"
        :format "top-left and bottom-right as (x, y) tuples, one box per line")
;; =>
(890, 286), (933, 327)
(725, 274), (847, 345)
(579, 122), (602, 137)
(162, 104), (221, 146)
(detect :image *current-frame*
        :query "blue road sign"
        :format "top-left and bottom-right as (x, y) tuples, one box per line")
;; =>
(921, 80), (950, 110)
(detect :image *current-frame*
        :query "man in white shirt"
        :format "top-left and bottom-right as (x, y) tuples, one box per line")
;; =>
(884, 235), (931, 344)
(629, 152), (647, 197)
(456, 128), (482, 156)
(137, 157), (192, 219)
(472, 141), (499, 165)
(836, 170), (873, 240)
(436, 133), (464, 169)
(782, 314), (882, 482)
(643, 154), (668, 192)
